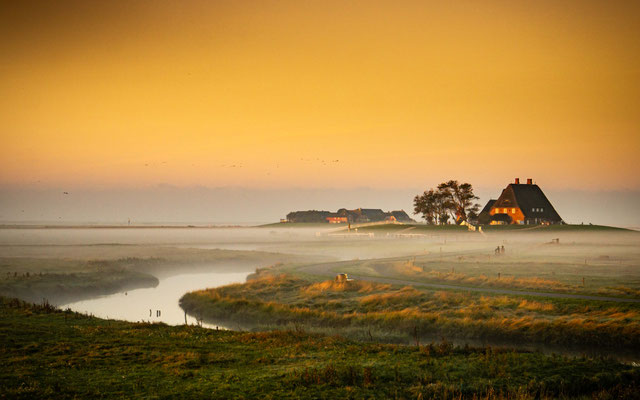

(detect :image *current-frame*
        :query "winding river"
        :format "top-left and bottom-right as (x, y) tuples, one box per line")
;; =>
(62, 271), (250, 329)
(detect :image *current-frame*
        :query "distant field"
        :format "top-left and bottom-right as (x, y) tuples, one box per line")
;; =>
(482, 224), (633, 232)
(259, 222), (636, 234)
(281, 229), (640, 298)
(2, 297), (639, 399)
(331, 250), (640, 299)
(257, 222), (342, 228)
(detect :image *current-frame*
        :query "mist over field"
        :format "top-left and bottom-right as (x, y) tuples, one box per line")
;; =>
(1, 185), (639, 228)
(2, 212), (640, 397)
(2, 0), (640, 396)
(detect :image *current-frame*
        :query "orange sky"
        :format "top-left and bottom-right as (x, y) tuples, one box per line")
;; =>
(1, 0), (639, 190)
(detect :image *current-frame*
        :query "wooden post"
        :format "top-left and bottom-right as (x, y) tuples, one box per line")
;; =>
(582, 277), (585, 287)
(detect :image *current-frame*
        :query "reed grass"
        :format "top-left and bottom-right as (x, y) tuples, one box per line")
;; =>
(181, 274), (640, 350)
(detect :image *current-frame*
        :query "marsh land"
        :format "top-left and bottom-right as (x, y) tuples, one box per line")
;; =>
(1, 224), (639, 398)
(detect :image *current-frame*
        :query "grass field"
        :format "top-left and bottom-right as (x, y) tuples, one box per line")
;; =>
(175, 228), (640, 354)
(2, 297), (639, 399)
(289, 231), (640, 299)
(2, 226), (640, 397)
(335, 254), (640, 299)
(181, 272), (640, 354)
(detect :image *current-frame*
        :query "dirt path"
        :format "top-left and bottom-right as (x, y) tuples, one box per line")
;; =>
(297, 254), (640, 304)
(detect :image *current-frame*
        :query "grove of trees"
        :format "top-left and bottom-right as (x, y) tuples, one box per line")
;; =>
(413, 180), (481, 225)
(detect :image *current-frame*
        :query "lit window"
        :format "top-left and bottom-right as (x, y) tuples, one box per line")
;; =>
(531, 208), (535, 212)
(511, 208), (515, 214)
(503, 208), (507, 213)
(541, 208), (544, 212)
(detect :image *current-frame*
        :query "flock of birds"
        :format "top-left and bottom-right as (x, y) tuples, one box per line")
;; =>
(135, 158), (342, 176)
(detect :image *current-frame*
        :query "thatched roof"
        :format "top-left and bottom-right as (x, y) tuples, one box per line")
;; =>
(493, 183), (562, 222)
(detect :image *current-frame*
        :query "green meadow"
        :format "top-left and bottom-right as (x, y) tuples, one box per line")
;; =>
(2, 297), (639, 399)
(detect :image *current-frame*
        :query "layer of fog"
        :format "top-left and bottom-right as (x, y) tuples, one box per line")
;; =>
(2, 226), (638, 362)
(1, 226), (638, 264)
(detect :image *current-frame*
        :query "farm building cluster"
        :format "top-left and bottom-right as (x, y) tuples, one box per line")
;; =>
(285, 208), (414, 224)
(477, 178), (563, 225)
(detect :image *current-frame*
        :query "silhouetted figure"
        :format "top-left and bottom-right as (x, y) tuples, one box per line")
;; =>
(501, 245), (505, 254)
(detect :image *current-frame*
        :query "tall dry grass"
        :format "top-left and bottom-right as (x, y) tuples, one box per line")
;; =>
(302, 280), (390, 295)
(182, 274), (640, 349)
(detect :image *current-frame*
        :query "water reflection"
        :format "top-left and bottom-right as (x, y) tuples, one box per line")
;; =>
(63, 271), (249, 329)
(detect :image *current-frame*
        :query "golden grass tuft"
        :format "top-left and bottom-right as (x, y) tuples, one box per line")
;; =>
(518, 299), (555, 312)
(359, 286), (421, 306)
(392, 260), (423, 275)
(432, 291), (467, 305)
(301, 279), (390, 295)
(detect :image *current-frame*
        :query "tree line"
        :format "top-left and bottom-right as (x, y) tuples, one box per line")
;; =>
(413, 180), (480, 225)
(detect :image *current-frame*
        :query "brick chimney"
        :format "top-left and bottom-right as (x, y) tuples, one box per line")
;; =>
(515, 178), (520, 184)
(527, 178), (533, 184)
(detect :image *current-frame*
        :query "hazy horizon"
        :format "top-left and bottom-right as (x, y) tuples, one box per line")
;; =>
(1, 184), (639, 228)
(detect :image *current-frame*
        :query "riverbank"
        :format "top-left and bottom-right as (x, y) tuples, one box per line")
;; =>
(0, 245), (310, 305)
(2, 297), (638, 399)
